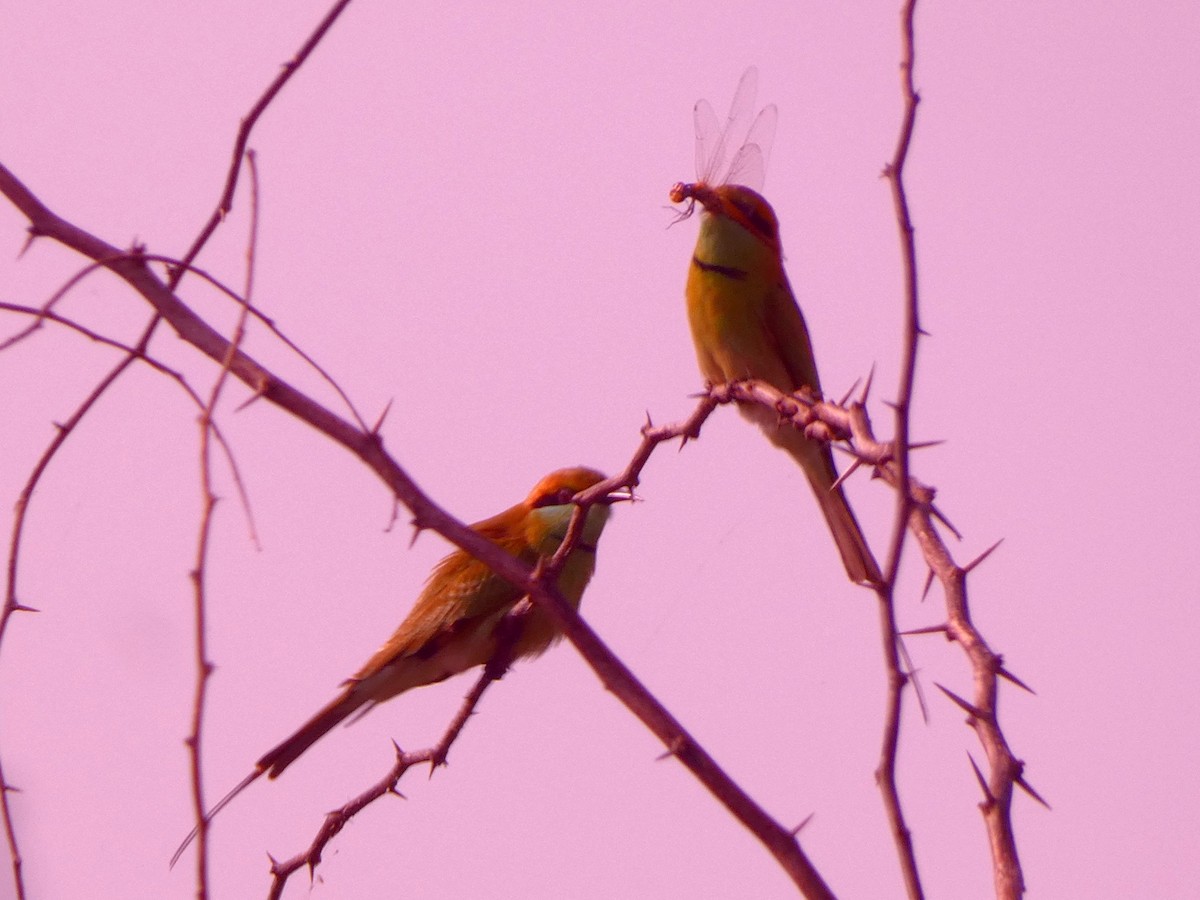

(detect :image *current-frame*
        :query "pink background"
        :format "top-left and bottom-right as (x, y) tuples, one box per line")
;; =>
(2, 2), (1198, 898)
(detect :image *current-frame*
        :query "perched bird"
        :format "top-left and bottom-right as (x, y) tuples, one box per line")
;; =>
(671, 70), (881, 586)
(172, 466), (622, 866)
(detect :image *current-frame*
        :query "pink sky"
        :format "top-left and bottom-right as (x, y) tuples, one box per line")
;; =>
(2, 2), (1198, 898)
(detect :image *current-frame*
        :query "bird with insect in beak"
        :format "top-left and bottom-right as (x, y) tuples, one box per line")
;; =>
(670, 68), (882, 587)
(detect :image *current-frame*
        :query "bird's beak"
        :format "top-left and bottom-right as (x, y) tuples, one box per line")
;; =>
(596, 485), (636, 506)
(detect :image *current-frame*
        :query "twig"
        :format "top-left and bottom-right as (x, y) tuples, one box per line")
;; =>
(723, 375), (1031, 898)
(874, 2), (926, 896)
(185, 149), (262, 900)
(168, 0), (356, 291)
(265, 595), (536, 897)
(1, 151), (838, 888)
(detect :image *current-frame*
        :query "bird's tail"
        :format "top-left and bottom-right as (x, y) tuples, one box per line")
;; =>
(169, 768), (263, 869)
(256, 688), (369, 780)
(774, 424), (883, 586)
(169, 688), (369, 869)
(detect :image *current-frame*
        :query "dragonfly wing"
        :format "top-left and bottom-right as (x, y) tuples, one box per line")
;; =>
(693, 98), (721, 183)
(724, 102), (777, 191)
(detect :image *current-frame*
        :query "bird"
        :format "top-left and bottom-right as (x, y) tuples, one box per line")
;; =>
(670, 70), (881, 586)
(172, 466), (622, 866)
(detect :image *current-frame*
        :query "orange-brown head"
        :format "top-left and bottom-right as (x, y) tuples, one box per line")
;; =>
(672, 181), (782, 258)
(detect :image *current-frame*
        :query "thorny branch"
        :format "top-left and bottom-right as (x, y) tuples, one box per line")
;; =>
(185, 150), (263, 897)
(0, 166), (835, 900)
(266, 533), (590, 897)
(877, 1), (926, 897)
(723, 375), (1034, 899)
(0, 4), (1033, 899)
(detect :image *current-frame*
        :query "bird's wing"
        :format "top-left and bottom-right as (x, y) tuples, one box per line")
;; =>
(347, 524), (535, 684)
(762, 274), (823, 395)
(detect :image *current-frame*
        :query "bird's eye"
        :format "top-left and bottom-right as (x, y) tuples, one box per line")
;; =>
(533, 487), (578, 508)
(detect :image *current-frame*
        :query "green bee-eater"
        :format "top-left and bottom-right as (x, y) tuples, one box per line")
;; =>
(671, 70), (881, 586)
(173, 466), (621, 865)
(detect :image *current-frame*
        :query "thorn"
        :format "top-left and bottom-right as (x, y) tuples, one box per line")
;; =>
(899, 623), (948, 637)
(917, 325), (932, 337)
(372, 398), (394, 434)
(20, 228), (40, 258)
(895, 637), (930, 723)
(907, 439), (945, 451)
(1016, 771), (1051, 809)
(882, 398), (899, 412)
(837, 378), (862, 407)
(408, 519), (424, 549)
(966, 752), (993, 801)
(860, 363), (877, 403)
(655, 736), (686, 761)
(929, 503), (963, 540)
(643, 409), (654, 429)
(382, 497), (401, 534)
(964, 538), (1004, 573)
(831, 442), (869, 463)
(234, 388), (267, 413)
(790, 812), (815, 836)
(11, 602), (39, 614)
(921, 567), (935, 600)
(998, 667), (1036, 695)
(936, 683), (982, 718)
(830, 458), (863, 492)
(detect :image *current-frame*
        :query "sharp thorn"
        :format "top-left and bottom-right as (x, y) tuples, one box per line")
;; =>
(966, 752), (993, 801)
(899, 623), (948, 637)
(860, 363), (877, 403)
(921, 567), (935, 600)
(998, 666), (1036, 694)
(830, 458), (863, 492)
(372, 398), (395, 434)
(930, 503), (963, 540)
(790, 812), (816, 837)
(1016, 771), (1051, 809)
(936, 683), (982, 718)
(964, 538), (1005, 572)
(838, 377), (862, 407)
(234, 390), (266, 413)
(907, 439), (945, 451)
(655, 736), (686, 761)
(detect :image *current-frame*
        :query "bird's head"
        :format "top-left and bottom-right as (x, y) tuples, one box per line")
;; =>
(523, 467), (629, 553)
(670, 181), (782, 256)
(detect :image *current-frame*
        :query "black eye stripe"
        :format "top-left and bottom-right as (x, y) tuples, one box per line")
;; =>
(533, 488), (577, 508)
(729, 196), (777, 241)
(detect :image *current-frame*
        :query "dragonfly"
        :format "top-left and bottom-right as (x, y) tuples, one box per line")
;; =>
(670, 67), (778, 218)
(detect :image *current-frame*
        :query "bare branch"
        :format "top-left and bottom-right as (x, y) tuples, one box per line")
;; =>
(265, 598), (535, 897)
(169, 0), (357, 290)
